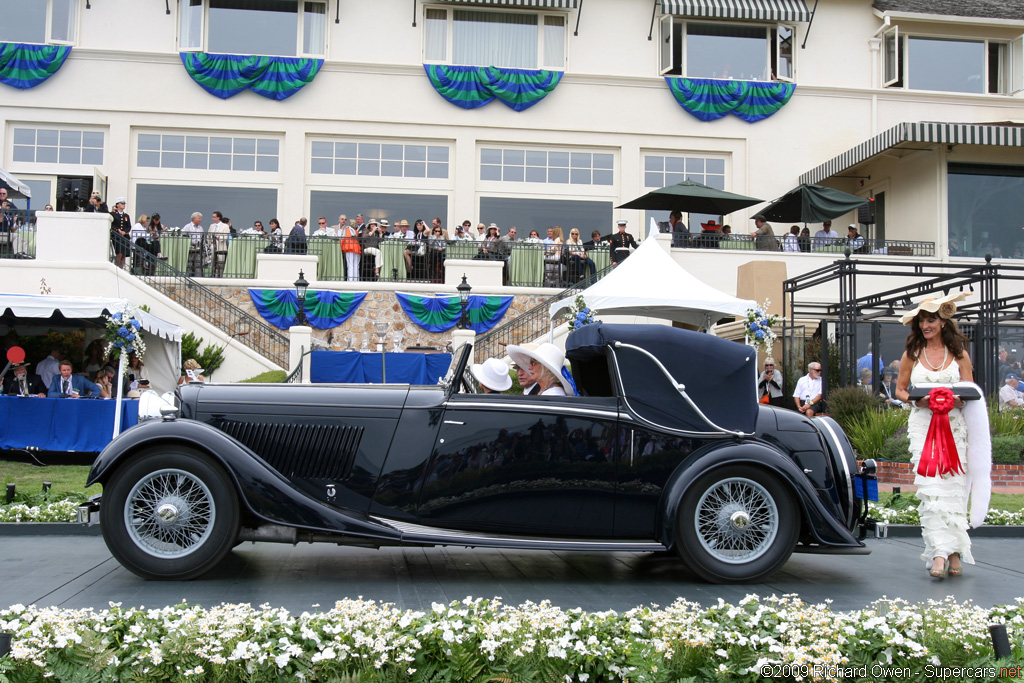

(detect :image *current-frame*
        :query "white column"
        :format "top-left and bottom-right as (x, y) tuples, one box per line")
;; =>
(450, 329), (476, 362)
(289, 325), (312, 382)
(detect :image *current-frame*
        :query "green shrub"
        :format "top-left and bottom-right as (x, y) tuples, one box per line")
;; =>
(241, 370), (287, 383)
(844, 408), (909, 460)
(879, 431), (911, 462)
(180, 331), (226, 378)
(990, 400), (1024, 437)
(992, 435), (1024, 464)
(827, 386), (880, 432)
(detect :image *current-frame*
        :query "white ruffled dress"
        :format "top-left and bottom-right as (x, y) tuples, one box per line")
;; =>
(907, 361), (973, 567)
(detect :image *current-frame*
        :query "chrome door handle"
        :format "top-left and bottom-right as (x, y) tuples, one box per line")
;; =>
(444, 420), (464, 425)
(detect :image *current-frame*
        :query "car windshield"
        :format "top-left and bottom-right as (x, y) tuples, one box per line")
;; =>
(438, 341), (474, 391)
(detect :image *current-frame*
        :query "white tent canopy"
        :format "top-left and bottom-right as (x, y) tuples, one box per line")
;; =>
(548, 236), (757, 329)
(0, 167), (31, 200)
(0, 294), (182, 393)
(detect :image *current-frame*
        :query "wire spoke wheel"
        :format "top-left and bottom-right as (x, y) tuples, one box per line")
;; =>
(126, 468), (216, 558)
(103, 448), (239, 580)
(695, 477), (778, 563)
(677, 465), (797, 583)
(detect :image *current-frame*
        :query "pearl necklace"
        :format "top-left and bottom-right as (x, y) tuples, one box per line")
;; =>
(922, 345), (948, 371)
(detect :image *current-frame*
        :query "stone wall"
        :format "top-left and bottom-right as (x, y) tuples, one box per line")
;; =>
(213, 286), (549, 350)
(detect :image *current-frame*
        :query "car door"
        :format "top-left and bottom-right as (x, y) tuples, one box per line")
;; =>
(417, 394), (620, 537)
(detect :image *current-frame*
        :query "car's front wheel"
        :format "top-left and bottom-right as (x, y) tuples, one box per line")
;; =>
(675, 465), (798, 584)
(101, 447), (239, 580)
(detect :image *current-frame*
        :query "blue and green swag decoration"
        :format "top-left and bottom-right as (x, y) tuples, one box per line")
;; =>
(249, 289), (366, 329)
(665, 77), (795, 123)
(396, 293), (513, 333)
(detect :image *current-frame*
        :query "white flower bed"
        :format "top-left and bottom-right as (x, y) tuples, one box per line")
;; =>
(0, 500), (82, 523)
(0, 595), (1021, 682)
(869, 506), (1024, 526)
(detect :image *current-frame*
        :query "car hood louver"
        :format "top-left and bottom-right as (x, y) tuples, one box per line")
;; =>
(215, 419), (363, 480)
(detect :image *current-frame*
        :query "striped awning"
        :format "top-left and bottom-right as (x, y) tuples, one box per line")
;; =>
(661, 0), (811, 22)
(438, 0), (577, 7)
(800, 122), (1024, 185)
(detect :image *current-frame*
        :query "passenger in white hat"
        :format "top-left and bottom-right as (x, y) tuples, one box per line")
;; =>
(507, 342), (572, 396)
(470, 358), (513, 393)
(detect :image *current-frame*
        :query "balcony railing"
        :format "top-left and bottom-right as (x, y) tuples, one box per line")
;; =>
(0, 225), (36, 259)
(673, 233), (935, 257)
(126, 232), (616, 288)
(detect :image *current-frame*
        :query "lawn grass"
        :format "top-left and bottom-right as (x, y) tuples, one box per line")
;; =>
(0, 461), (98, 499)
(878, 491), (1024, 513)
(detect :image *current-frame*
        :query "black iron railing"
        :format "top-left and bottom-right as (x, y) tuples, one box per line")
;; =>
(125, 231), (616, 288)
(116, 239), (290, 370)
(675, 233), (936, 257)
(474, 264), (614, 362)
(0, 224), (36, 259)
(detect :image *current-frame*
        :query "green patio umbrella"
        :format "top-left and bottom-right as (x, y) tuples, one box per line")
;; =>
(617, 180), (762, 215)
(757, 183), (869, 223)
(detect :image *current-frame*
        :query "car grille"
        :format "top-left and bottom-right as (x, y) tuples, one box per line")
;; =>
(215, 420), (363, 480)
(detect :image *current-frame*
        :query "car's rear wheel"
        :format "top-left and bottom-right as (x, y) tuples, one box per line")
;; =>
(676, 465), (798, 583)
(101, 447), (239, 580)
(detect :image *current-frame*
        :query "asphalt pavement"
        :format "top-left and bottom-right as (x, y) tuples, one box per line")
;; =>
(3, 531), (1024, 613)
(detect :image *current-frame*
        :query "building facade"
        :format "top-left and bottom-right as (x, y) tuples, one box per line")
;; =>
(2, 0), (1024, 287)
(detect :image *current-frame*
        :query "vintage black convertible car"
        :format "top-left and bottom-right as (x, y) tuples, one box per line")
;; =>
(81, 323), (871, 583)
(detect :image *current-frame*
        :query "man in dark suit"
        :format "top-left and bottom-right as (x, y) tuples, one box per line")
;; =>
(608, 219), (637, 266)
(3, 361), (47, 397)
(47, 360), (106, 398)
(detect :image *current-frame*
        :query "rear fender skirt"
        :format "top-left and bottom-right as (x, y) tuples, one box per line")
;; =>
(657, 441), (864, 549)
(87, 419), (400, 540)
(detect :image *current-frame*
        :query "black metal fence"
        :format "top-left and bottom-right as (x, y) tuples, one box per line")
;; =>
(674, 233), (935, 257)
(121, 232), (616, 288)
(115, 239), (291, 370)
(0, 225), (36, 259)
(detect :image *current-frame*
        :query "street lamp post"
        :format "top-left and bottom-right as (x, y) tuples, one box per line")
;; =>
(457, 274), (472, 330)
(294, 270), (309, 326)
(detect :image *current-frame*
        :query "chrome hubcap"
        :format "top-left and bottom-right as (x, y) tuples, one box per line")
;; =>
(124, 469), (216, 558)
(695, 477), (779, 564)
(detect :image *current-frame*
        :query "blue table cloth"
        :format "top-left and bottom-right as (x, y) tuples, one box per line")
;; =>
(310, 351), (452, 385)
(0, 396), (140, 452)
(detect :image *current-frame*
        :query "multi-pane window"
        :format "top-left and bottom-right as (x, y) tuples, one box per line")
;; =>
(480, 149), (614, 186)
(424, 7), (566, 69)
(883, 28), (1018, 94)
(179, 0), (326, 57)
(138, 134), (280, 172)
(12, 128), (103, 165)
(310, 141), (450, 179)
(644, 155), (725, 189)
(660, 20), (794, 81)
(0, 0), (76, 44)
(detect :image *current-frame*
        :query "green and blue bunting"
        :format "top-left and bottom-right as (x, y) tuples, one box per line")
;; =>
(181, 52), (323, 101)
(424, 65), (562, 112)
(0, 43), (71, 89)
(665, 77), (795, 123)
(397, 293), (513, 334)
(248, 289), (366, 329)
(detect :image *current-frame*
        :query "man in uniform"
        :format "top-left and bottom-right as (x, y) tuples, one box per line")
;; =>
(110, 197), (133, 269)
(608, 219), (637, 266)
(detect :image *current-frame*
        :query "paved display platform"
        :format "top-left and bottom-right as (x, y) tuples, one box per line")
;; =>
(3, 534), (1024, 613)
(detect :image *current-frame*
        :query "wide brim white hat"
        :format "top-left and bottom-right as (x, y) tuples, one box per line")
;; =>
(508, 342), (571, 393)
(470, 358), (512, 392)
(899, 291), (968, 326)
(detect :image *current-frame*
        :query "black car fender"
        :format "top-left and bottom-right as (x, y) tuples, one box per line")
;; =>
(656, 440), (864, 549)
(88, 419), (400, 540)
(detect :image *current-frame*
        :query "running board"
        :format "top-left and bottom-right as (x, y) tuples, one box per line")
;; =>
(372, 517), (666, 552)
(793, 544), (871, 555)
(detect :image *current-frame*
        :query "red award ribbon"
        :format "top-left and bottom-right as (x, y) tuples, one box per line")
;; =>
(917, 387), (964, 477)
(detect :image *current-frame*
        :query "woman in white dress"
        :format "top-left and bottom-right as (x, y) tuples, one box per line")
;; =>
(894, 292), (976, 578)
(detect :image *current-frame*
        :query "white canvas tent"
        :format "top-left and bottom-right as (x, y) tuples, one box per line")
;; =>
(0, 167), (32, 200)
(548, 236), (756, 329)
(0, 294), (182, 393)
